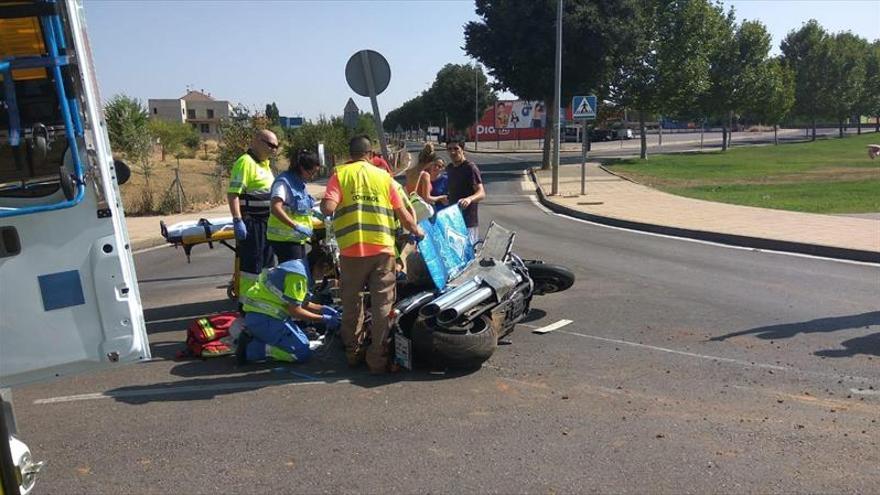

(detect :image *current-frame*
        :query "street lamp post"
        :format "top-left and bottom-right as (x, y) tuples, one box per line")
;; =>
(551, 0), (563, 196)
(474, 63), (479, 151)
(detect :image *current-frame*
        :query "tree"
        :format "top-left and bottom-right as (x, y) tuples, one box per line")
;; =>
(105, 94), (153, 183)
(148, 119), (199, 161)
(862, 41), (880, 132)
(287, 117), (347, 166)
(824, 32), (868, 137)
(425, 63), (496, 133)
(216, 105), (270, 175)
(264, 102), (280, 126)
(384, 93), (432, 133)
(781, 20), (829, 141)
(105, 94), (151, 162)
(465, 0), (636, 168)
(610, 0), (727, 159)
(703, 18), (771, 151)
(746, 58), (795, 144)
(349, 112), (378, 142)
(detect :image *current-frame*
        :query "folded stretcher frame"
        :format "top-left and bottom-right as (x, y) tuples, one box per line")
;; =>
(159, 216), (236, 262)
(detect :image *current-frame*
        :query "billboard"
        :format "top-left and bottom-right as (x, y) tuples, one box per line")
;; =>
(469, 100), (569, 141)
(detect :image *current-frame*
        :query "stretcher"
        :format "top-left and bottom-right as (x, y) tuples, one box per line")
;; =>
(159, 213), (328, 300)
(159, 216), (236, 261)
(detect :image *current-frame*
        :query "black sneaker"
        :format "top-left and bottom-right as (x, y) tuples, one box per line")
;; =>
(236, 330), (253, 365)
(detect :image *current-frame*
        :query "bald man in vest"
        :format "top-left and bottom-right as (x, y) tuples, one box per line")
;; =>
(321, 135), (424, 374)
(228, 129), (279, 301)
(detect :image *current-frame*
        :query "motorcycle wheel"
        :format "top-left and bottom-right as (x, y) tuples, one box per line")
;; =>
(526, 262), (575, 295)
(411, 314), (498, 369)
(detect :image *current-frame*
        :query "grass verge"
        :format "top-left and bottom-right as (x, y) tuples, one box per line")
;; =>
(605, 132), (880, 213)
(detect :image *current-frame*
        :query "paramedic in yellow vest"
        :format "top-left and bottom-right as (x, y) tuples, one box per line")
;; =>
(321, 135), (425, 374)
(228, 130), (278, 299)
(237, 259), (341, 364)
(267, 149), (320, 263)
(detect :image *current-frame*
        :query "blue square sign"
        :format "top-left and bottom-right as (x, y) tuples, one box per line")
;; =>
(572, 95), (597, 120)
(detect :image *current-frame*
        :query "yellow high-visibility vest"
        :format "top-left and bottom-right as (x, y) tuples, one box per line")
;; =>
(332, 160), (396, 252)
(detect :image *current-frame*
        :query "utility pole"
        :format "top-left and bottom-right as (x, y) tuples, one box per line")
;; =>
(474, 63), (479, 151)
(551, 0), (563, 196)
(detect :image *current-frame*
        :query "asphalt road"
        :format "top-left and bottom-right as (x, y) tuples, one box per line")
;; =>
(11, 150), (880, 494)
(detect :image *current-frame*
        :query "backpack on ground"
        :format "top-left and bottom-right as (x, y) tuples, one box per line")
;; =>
(182, 312), (241, 358)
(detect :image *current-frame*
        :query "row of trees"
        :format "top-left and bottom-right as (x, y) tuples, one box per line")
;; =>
(215, 103), (379, 174)
(383, 63), (497, 134)
(455, 0), (880, 164)
(105, 95), (202, 211)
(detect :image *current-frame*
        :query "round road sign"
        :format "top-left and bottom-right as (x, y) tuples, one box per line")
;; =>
(345, 49), (391, 97)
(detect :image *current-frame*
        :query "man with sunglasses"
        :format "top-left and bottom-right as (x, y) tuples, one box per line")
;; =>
(446, 140), (486, 244)
(228, 129), (279, 302)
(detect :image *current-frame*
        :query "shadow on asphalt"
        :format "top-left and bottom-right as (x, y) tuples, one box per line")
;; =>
(144, 298), (237, 334)
(814, 333), (880, 358)
(710, 311), (880, 358)
(520, 308), (548, 324)
(710, 310), (880, 342)
(105, 359), (481, 404)
(109, 334), (482, 404)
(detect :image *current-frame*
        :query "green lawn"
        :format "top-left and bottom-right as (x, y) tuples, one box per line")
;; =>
(605, 133), (880, 213)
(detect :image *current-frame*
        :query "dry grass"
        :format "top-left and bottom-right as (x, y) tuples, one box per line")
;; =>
(119, 141), (291, 216)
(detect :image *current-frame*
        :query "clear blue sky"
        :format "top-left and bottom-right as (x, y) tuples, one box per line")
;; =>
(82, 0), (879, 121)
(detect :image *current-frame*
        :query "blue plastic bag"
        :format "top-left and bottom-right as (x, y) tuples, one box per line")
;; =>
(416, 207), (475, 290)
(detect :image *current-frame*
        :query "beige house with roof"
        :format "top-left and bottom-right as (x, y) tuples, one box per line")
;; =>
(148, 90), (232, 139)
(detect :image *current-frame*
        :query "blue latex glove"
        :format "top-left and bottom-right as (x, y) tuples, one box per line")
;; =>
(233, 218), (247, 241)
(321, 306), (339, 318)
(322, 313), (341, 332)
(293, 224), (313, 239)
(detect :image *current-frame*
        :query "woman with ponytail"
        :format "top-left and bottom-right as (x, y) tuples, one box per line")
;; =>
(267, 149), (321, 263)
(405, 143), (448, 206)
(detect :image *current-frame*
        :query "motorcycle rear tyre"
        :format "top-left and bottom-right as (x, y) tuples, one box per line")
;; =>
(412, 314), (497, 369)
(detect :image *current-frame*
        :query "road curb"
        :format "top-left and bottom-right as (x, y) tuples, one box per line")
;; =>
(527, 169), (880, 263)
(130, 235), (168, 253)
(465, 146), (581, 155)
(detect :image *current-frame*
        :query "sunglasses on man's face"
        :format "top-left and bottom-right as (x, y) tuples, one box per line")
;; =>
(262, 139), (280, 150)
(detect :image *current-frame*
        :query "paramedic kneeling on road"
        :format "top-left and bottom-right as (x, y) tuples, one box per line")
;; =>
(238, 259), (341, 363)
(228, 129), (279, 299)
(321, 135), (424, 374)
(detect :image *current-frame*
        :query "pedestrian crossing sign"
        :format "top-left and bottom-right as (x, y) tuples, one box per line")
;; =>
(572, 95), (597, 120)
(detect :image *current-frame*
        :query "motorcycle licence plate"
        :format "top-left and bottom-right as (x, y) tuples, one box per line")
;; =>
(394, 332), (412, 370)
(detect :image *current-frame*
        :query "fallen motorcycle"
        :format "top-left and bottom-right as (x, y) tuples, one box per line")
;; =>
(309, 202), (574, 370)
(390, 218), (574, 369)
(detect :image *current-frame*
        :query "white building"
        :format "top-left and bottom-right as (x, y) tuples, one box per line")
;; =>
(148, 90), (232, 139)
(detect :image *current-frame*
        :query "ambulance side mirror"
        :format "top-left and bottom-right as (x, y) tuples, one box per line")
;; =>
(114, 160), (131, 185)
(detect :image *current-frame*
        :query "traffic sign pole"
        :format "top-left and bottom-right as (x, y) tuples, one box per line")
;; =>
(571, 94), (597, 195)
(581, 118), (587, 195)
(360, 51), (389, 159)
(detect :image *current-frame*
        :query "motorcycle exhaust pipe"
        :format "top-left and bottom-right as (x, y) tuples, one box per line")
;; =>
(395, 290), (436, 317)
(436, 286), (494, 325)
(419, 278), (482, 317)
(452, 279), (533, 328)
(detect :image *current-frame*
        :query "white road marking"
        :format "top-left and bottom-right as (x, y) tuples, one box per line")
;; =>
(33, 378), (344, 404)
(528, 195), (554, 215)
(850, 388), (880, 396)
(519, 322), (877, 384)
(558, 329), (788, 371)
(532, 319), (573, 334)
(524, 190), (879, 267)
(133, 243), (171, 255)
